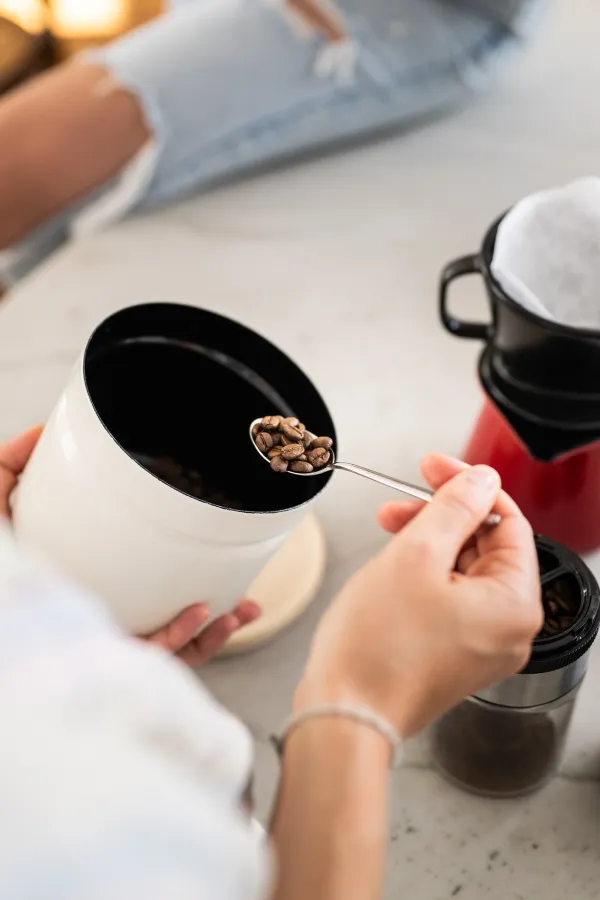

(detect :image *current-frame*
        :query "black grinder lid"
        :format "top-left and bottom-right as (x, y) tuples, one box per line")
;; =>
(524, 535), (600, 675)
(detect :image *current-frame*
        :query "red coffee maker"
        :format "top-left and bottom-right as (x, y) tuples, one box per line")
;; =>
(440, 216), (600, 556)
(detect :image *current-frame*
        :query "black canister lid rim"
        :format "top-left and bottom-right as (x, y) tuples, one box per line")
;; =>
(521, 536), (600, 675)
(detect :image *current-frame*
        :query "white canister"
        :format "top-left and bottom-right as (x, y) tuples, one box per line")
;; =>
(12, 303), (335, 635)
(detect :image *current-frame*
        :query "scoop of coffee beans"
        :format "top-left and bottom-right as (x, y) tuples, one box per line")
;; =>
(253, 415), (334, 474)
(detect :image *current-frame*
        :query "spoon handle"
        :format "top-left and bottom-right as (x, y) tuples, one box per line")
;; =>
(333, 462), (500, 527)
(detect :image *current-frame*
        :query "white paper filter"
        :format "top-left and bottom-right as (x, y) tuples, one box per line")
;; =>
(491, 177), (600, 331)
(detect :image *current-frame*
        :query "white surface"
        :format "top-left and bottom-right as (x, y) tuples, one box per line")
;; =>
(2, 1), (600, 896)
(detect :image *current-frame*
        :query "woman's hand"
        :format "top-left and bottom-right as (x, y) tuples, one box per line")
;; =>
(146, 598), (260, 666)
(298, 454), (543, 739)
(0, 427), (260, 664)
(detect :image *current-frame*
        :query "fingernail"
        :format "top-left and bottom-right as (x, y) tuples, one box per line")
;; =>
(464, 465), (500, 492)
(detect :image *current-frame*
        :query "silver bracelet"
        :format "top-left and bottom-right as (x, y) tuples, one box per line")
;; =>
(271, 703), (403, 769)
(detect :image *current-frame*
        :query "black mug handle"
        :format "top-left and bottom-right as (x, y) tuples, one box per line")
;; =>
(439, 254), (490, 340)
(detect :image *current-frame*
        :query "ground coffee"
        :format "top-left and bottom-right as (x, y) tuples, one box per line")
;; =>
(433, 699), (561, 796)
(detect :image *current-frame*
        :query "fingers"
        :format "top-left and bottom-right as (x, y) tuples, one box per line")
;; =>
(146, 603), (211, 654)
(400, 465), (501, 570)
(422, 454), (525, 519)
(456, 545), (479, 574)
(179, 613), (239, 667)
(0, 426), (43, 517)
(377, 499), (423, 534)
(178, 601), (261, 667)
(0, 425), (43, 474)
(378, 456), (487, 535)
(232, 599), (262, 627)
(420, 453), (469, 489)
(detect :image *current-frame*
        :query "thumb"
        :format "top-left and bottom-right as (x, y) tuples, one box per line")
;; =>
(400, 465), (501, 569)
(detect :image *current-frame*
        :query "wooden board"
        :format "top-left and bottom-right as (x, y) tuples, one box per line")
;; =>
(218, 513), (327, 656)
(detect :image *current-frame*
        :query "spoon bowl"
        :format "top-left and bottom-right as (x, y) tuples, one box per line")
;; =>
(250, 419), (332, 475)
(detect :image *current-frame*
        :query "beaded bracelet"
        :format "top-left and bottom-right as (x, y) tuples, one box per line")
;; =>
(271, 702), (403, 769)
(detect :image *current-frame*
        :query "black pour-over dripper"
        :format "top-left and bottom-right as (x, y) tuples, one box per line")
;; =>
(478, 347), (600, 463)
(440, 214), (600, 440)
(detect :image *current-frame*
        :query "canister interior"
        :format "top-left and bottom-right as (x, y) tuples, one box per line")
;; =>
(84, 304), (335, 514)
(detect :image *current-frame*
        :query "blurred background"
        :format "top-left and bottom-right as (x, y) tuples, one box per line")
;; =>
(0, 0), (162, 93)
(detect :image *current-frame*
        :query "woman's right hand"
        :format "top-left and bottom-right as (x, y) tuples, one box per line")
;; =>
(297, 455), (543, 739)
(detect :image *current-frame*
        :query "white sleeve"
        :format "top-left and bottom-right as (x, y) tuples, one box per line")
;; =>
(0, 527), (271, 900)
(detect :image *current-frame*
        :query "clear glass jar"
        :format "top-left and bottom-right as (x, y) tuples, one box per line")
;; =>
(432, 685), (580, 798)
(432, 535), (600, 798)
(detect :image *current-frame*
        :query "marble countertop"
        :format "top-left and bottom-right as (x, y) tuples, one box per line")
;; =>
(1, 1), (600, 896)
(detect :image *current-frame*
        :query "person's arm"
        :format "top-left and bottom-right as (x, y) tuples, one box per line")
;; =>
(269, 455), (542, 900)
(271, 715), (390, 900)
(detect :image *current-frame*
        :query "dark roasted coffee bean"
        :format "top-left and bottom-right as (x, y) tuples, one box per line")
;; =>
(308, 447), (331, 468)
(290, 461), (314, 474)
(261, 415), (283, 432)
(268, 447), (283, 459)
(309, 436), (333, 451)
(555, 596), (574, 614)
(281, 443), (305, 460)
(270, 455), (288, 473)
(282, 423), (304, 442)
(256, 432), (274, 453)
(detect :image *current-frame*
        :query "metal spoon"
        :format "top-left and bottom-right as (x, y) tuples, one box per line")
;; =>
(250, 420), (501, 527)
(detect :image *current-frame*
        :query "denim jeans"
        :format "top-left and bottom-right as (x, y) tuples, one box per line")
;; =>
(3, 0), (549, 283)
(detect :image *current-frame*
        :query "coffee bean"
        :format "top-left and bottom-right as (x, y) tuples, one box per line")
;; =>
(253, 414), (334, 475)
(308, 447), (331, 468)
(261, 415), (283, 432)
(282, 423), (304, 442)
(309, 436), (333, 451)
(256, 432), (274, 453)
(281, 443), (305, 460)
(290, 461), (314, 474)
(555, 596), (574, 614)
(270, 455), (288, 473)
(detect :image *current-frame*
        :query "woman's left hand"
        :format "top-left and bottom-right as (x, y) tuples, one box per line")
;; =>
(0, 427), (261, 665)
